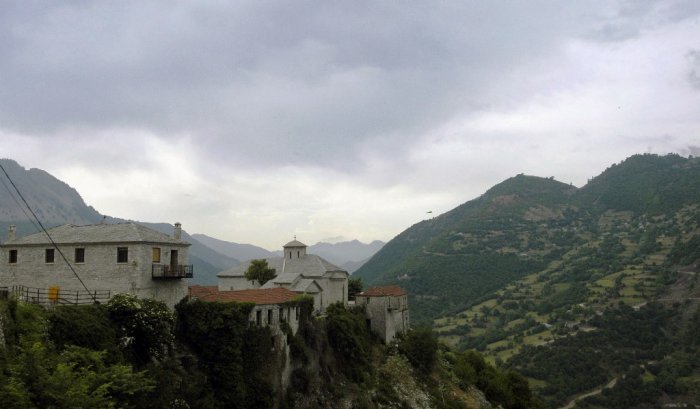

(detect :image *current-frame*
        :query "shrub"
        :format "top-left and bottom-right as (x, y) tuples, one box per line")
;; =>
(325, 303), (372, 382)
(107, 294), (174, 366)
(398, 327), (438, 375)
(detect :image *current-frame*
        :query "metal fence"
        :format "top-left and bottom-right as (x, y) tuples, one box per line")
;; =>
(8, 285), (111, 305)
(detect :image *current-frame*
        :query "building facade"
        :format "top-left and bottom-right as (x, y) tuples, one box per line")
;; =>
(355, 285), (409, 343)
(0, 222), (192, 307)
(217, 239), (348, 313)
(189, 285), (301, 335)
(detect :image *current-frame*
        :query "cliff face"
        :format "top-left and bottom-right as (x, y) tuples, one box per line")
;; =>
(0, 295), (541, 409)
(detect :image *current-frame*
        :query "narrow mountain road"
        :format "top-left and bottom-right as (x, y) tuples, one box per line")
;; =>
(559, 377), (617, 409)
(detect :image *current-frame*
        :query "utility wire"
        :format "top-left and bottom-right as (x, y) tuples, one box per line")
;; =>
(0, 162), (98, 303)
(0, 173), (43, 233)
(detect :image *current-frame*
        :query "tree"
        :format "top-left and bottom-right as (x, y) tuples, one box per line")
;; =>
(245, 259), (276, 286)
(107, 294), (174, 366)
(348, 277), (363, 300)
(325, 303), (372, 382)
(398, 326), (438, 375)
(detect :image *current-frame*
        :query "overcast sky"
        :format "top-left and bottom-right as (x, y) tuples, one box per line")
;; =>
(1, 1), (699, 250)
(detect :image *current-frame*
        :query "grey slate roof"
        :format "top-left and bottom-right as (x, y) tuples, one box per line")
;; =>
(290, 278), (322, 293)
(283, 239), (307, 248)
(2, 223), (189, 246)
(218, 254), (347, 281)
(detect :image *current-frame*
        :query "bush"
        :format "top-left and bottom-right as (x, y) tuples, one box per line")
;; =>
(398, 327), (438, 375)
(48, 304), (121, 361)
(325, 303), (372, 382)
(175, 299), (274, 408)
(107, 294), (174, 366)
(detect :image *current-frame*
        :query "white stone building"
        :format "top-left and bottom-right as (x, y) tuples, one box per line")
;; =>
(188, 285), (303, 391)
(0, 222), (192, 307)
(217, 239), (348, 313)
(189, 285), (301, 335)
(356, 285), (409, 343)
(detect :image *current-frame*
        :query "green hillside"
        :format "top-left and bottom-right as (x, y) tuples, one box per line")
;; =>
(356, 153), (700, 407)
(354, 173), (580, 322)
(355, 154), (700, 323)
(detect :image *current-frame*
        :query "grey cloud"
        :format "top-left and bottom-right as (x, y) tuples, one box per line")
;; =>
(683, 145), (700, 156)
(586, 0), (700, 42)
(688, 50), (700, 90)
(0, 1), (695, 172)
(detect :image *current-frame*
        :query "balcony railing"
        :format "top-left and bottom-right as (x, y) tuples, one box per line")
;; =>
(152, 264), (194, 279)
(8, 285), (111, 305)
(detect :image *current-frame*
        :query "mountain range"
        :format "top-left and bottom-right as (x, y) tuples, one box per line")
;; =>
(3, 154), (700, 406)
(354, 153), (700, 406)
(192, 233), (383, 274)
(355, 153), (700, 321)
(0, 158), (383, 285)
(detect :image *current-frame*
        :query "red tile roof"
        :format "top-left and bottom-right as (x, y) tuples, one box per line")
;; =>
(198, 287), (298, 305)
(360, 285), (407, 297)
(188, 285), (219, 299)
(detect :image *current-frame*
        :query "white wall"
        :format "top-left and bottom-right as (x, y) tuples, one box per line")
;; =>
(218, 276), (259, 291)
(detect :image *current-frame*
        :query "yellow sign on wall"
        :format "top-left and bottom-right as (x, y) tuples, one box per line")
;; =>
(48, 286), (60, 302)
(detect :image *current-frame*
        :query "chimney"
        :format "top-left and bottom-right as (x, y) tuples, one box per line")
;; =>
(174, 222), (182, 240)
(8, 225), (16, 241)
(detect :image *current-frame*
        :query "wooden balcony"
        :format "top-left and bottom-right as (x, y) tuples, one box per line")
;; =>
(152, 264), (194, 279)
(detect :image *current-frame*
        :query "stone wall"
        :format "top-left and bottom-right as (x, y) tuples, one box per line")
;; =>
(218, 276), (259, 291)
(0, 243), (189, 308)
(356, 294), (409, 343)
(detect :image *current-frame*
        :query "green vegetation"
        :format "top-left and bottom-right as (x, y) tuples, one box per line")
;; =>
(348, 276), (363, 300)
(244, 258), (277, 286)
(325, 302), (373, 382)
(397, 326), (438, 375)
(0, 296), (544, 408)
(0, 299), (155, 408)
(447, 349), (545, 409)
(175, 299), (275, 408)
(355, 153), (700, 407)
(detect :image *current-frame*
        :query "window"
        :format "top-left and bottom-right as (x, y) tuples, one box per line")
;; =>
(267, 309), (273, 324)
(295, 307), (300, 320)
(256, 310), (262, 326)
(280, 307), (285, 322)
(75, 248), (85, 263)
(117, 247), (128, 263)
(297, 251), (299, 258)
(152, 247), (161, 263)
(9, 249), (17, 264)
(45, 248), (55, 263)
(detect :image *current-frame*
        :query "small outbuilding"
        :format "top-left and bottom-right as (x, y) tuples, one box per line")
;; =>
(355, 285), (409, 343)
(189, 286), (301, 335)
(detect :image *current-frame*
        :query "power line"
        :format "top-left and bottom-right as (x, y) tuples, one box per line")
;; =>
(0, 162), (98, 303)
(0, 172), (43, 232)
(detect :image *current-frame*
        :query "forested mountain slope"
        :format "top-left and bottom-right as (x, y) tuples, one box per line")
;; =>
(356, 153), (700, 407)
(355, 154), (700, 323)
(354, 173), (579, 322)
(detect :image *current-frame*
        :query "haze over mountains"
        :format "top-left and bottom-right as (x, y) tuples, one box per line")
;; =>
(0, 158), (384, 284)
(192, 233), (384, 274)
(3, 154), (700, 406)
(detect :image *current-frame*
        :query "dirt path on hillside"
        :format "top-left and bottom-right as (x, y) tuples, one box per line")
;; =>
(559, 377), (617, 409)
